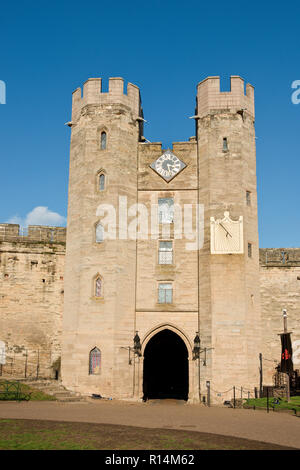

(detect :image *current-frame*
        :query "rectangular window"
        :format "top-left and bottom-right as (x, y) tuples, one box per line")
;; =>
(246, 191), (251, 206)
(248, 243), (252, 258)
(158, 241), (173, 265)
(281, 251), (288, 264)
(223, 137), (228, 151)
(158, 283), (173, 303)
(158, 198), (174, 224)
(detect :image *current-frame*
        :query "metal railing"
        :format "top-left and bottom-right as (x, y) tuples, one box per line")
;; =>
(0, 380), (31, 401)
(0, 348), (59, 380)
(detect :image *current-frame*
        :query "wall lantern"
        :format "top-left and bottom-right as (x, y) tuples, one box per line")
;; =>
(133, 331), (142, 357)
(193, 332), (201, 360)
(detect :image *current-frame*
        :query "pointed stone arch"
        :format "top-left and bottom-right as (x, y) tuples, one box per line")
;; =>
(94, 220), (104, 243)
(141, 323), (193, 359)
(89, 346), (101, 375)
(96, 168), (107, 192)
(142, 326), (190, 400)
(92, 272), (104, 299)
(97, 126), (108, 150)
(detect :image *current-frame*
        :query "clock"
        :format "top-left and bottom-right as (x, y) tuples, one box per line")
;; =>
(150, 150), (186, 182)
(210, 211), (244, 254)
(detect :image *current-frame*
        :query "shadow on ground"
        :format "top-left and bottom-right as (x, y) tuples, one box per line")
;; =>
(0, 418), (296, 450)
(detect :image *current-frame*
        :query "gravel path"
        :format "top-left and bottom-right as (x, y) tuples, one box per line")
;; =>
(0, 399), (299, 449)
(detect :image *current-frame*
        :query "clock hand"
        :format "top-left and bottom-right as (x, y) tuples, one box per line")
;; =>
(219, 222), (232, 238)
(167, 163), (174, 172)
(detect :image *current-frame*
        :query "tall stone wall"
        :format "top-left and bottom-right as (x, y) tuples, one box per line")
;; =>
(259, 248), (300, 384)
(0, 222), (299, 389)
(0, 224), (66, 378)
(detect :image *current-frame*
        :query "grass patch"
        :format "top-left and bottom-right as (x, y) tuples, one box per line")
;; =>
(0, 418), (294, 450)
(244, 396), (300, 412)
(0, 380), (56, 401)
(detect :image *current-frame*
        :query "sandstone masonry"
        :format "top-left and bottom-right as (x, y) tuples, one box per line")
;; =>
(1, 226), (299, 396)
(0, 77), (299, 404)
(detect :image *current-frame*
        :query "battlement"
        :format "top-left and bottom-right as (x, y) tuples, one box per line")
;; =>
(197, 76), (255, 118)
(138, 140), (197, 152)
(259, 248), (300, 267)
(0, 224), (66, 244)
(71, 77), (141, 122)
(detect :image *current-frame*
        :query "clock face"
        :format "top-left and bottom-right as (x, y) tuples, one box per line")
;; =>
(150, 150), (186, 182)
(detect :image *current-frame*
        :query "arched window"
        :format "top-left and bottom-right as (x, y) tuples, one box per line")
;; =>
(96, 222), (104, 243)
(95, 276), (102, 297)
(101, 131), (107, 150)
(89, 347), (101, 375)
(99, 173), (105, 191)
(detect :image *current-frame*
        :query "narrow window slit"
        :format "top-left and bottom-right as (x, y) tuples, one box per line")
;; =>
(223, 137), (228, 151)
(101, 132), (107, 150)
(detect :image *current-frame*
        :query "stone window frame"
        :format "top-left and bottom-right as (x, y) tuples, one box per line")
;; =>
(89, 347), (101, 375)
(97, 126), (109, 151)
(248, 242), (253, 258)
(95, 169), (107, 194)
(158, 197), (175, 224)
(94, 220), (105, 244)
(222, 137), (229, 152)
(158, 239), (174, 265)
(157, 281), (174, 304)
(246, 190), (251, 206)
(91, 273), (104, 301)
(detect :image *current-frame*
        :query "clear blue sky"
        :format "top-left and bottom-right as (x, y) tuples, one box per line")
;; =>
(0, 0), (299, 247)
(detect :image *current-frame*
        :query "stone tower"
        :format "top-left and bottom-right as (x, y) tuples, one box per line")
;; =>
(62, 78), (142, 397)
(197, 76), (261, 397)
(62, 75), (261, 403)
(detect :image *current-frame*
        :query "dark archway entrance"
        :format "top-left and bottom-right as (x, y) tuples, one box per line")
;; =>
(143, 329), (189, 401)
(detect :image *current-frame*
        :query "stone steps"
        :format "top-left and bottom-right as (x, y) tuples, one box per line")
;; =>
(55, 396), (86, 402)
(20, 379), (85, 402)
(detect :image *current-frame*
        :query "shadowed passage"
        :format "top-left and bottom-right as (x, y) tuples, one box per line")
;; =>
(143, 329), (189, 401)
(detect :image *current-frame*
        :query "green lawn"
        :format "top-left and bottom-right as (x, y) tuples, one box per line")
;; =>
(0, 380), (56, 401)
(244, 396), (300, 412)
(0, 419), (294, 450)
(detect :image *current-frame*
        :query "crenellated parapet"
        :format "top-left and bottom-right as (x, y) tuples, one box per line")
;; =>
(0, 224), (66, 244)
(259, 248), (300, 267)
(71, 77), (141, 122)
(197, 76), (255, 118)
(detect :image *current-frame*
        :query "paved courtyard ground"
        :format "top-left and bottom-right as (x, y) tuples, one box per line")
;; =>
(0, 399), (299, 449)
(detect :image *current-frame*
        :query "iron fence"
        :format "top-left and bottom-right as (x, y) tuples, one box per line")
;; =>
(0, 347), (60, 380)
